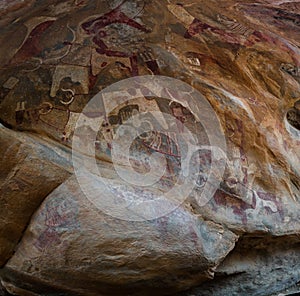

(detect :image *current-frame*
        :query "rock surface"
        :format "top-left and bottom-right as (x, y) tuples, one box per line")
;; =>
(1, 176), (237, 295)
(0, 127), (71, 267)
(0, 0), (299, 295)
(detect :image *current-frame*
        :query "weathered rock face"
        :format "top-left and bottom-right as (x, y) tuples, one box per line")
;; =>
(176, 234), (300, 296)
(0, 127), (71, 267)
(0, 0), (299, 295)
(1, 176), (238, 295)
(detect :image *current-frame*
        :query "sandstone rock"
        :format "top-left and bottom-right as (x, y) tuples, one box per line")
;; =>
(177, 235), (300, 296)
(1, 176), (237, 295)
(0, 0), (299, 295)
(0, 126), (71, 267)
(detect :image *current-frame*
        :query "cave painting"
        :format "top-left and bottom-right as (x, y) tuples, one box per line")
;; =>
(14, 90), (103, 142)
(13, 84), (284, 227)
(15, 101), (62, 130)
(96, 95), (170, 157)
(102, 89), (169, 129)
(167, 3), (300, 66)
(208, 117), (284, 224)
(5, 0), (288, 231)
(81, 0), (151, 76)
(217, 14), (254, 38)
(138, 47), (161, 75)
(93, 97), (199, 186)
(90, 48), (132, 76)
(50, 65), (89, 97)
(8, 17), (57, 66)
(138, 101), (194, 159)
(213, 189), (283, 225)
(34, 196), (80, 252)
(167, 3), (240, 44)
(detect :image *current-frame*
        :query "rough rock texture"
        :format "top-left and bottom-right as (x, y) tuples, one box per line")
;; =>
(0, 127), (71, 267)
(0, 0), (300, 295)
(0, 176), (237, 295)
(177, 235), (300, 296)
